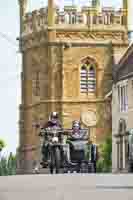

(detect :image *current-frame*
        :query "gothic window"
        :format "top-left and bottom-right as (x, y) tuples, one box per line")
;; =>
(80, 59), (96, 93)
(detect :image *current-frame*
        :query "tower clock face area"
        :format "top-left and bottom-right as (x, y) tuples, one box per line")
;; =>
(81, 111), (97, 127)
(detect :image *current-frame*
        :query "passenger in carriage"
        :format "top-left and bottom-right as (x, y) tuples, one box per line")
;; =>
(64, 120), (88, 163)
(70, 120), (88, 140)
(71, 120), (81, 138)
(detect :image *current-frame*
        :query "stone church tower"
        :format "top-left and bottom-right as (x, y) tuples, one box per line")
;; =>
(17, 0), (129, 173)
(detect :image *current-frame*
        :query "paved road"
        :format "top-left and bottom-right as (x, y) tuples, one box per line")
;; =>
(0, 174), (133, 200)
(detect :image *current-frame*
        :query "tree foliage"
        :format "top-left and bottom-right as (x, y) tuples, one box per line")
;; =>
(96, 135), (112, 173)
(0, 139), (6, 152)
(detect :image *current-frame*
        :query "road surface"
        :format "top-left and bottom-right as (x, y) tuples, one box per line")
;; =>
(0, 174), (133, 200)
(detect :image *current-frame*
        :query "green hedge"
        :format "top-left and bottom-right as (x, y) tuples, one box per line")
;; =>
(0, 153), (16, 176)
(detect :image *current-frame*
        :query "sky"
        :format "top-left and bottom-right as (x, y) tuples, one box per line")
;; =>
(0, 0), (122, 156)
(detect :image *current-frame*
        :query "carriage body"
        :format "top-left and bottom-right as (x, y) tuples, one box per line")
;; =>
(63, 129), (94, 173)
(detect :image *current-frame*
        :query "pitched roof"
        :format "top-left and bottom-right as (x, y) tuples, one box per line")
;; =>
(113, 42), (133, 82)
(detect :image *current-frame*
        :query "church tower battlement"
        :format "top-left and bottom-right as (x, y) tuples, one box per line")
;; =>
(22, 6), (127, 36)
(18, 0), (130, 53)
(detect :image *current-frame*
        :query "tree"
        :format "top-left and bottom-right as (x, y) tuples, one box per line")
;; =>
(97, 135), (112, 173)
(0, 139), (5, 152)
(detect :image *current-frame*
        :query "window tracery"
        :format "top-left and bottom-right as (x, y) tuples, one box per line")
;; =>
(80, 58), (96, 93)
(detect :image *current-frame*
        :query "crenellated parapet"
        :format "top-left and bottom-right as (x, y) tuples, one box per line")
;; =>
(22, 6), (127, 36)
(57, 6), (124, 26)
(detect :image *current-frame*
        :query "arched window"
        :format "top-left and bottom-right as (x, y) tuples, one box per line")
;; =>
(80, 58), (96, 93)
